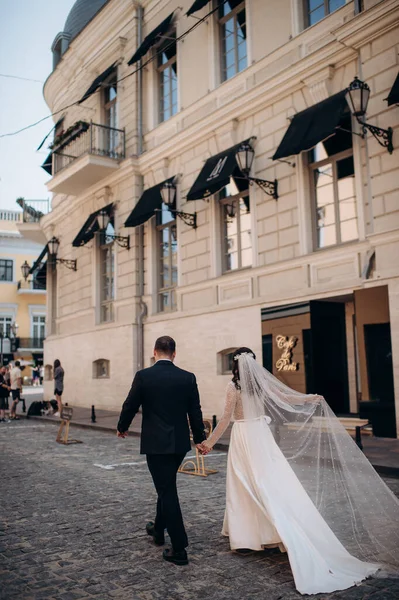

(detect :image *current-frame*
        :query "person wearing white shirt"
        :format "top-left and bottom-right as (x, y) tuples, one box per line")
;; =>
(10, 361), (22, 420)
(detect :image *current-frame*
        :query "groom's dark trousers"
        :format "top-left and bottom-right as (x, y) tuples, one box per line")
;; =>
(117, 360), (206, 552)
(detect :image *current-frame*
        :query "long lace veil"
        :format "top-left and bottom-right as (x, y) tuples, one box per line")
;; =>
(237, 352), (399, 573)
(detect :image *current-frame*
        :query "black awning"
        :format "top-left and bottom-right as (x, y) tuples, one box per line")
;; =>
(29, 245), (48, 275)
(386, 72), (399, 106)
(186, 140), (250, 201)
(41, 152), (53, 175)
(272, 91), (348, 160)
(72, 203), (113, 247)
(125, 178), (175, 228)
(37, 116), (64, 151)
(128, 12), (174, 66)
(187, 0), (211, 16)
(78, 63), (117, 104)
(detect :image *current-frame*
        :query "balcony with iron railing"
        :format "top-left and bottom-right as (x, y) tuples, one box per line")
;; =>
(47, 121), (125, 195)
(17, 279), (46, 294)
(16, 198), (50, 223)
(16, 337), (45, 350)
(14, 198), (50, 245)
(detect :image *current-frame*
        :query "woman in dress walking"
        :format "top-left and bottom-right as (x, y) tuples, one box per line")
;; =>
(202, 347), (399, 595)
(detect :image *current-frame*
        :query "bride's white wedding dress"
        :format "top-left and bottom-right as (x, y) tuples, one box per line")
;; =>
(204, 381), (379, 595)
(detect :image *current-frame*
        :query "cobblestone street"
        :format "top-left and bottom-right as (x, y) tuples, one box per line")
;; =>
(1, 422), (398, 600)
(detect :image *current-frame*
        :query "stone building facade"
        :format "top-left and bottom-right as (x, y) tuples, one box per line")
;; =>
(31, 0), (399, 435)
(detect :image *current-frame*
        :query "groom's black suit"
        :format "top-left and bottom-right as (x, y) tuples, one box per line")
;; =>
(117, 359), (206, 551)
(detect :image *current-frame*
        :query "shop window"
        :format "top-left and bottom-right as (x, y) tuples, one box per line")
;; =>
(157, 31), (178, 122)
(44, 364), (53, 381)
(219, 179), (251, 272)
(219, 1), (247, 82)
(156, 204), (177, 313)
(0, 259), (13, 282)
(93, 359), (110, 379)
(308, 114), (358, 249)
(217, 348), (238, 375)
(305, 0), (346, 28)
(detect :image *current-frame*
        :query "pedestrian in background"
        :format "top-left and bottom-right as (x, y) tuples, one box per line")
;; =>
(32, 366), (40, 387)
(10, 361), (22, 420)
(39, 365), (44, 385)
(0, 366), (11, 423)
(53, 359), (64, 417)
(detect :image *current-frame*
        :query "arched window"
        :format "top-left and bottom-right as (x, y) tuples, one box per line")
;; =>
(93, 359), (110, 379)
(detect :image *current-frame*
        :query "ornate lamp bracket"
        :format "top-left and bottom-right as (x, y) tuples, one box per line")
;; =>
(105, 234), (130, 249)
(248, 176), (278, 200)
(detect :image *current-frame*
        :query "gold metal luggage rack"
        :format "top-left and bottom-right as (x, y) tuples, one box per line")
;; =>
(178, 419), (218, 477)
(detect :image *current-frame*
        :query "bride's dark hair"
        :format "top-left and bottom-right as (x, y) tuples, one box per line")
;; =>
(232, 347), (256, 389)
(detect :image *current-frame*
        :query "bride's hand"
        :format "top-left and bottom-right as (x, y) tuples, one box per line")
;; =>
(197, 442), (211, 455)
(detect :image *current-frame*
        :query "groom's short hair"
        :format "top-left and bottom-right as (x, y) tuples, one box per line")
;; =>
(154, 336), (176, 357)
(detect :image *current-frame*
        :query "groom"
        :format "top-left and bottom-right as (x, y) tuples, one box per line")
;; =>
(117, 335), (206, 566)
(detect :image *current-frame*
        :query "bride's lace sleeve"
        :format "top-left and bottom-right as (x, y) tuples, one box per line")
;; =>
(204, 383), (237, 448)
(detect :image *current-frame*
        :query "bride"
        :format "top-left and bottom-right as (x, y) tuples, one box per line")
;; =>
(201, 347), (399, 595)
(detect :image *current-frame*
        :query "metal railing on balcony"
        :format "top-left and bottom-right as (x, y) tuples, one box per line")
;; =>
(17, 337), (45, 350)
(17, 279), (46, 291)
(16, 198), (50, 223)
(52, 122), (125, 175)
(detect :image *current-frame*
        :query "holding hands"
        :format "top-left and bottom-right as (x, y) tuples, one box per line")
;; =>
(196, 442), (211, 455)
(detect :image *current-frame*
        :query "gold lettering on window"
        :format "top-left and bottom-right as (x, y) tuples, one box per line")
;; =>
(275, 335), (299, 372)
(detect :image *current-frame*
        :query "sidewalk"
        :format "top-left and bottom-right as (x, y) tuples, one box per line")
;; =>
(20, 390), (399, 476)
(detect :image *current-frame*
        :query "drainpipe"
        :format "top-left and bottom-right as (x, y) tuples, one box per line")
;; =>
(133, 2), (146, 373)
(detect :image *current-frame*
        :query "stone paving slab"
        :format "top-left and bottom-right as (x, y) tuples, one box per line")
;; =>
(1, 420), (399, 600)
(20, 390), (399, 474)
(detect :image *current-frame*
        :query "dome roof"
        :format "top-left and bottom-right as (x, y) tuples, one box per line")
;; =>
(64, 0), (109, 42)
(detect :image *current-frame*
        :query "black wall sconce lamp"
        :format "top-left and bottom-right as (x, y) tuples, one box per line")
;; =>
(160, 180), (197, 229)
(21, 260), (31, 281)
(235, 141), (278, 200)
(96, 211), (130, 249)
(48, 237), (77, 271)
(346, 77), (394, 154)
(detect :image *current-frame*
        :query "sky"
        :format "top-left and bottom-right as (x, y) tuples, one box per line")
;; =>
(0, 0), (76, 212)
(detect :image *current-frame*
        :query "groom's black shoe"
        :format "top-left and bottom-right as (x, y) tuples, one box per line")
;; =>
(146, 522), (165, 546)
(163, 548), (188, 566)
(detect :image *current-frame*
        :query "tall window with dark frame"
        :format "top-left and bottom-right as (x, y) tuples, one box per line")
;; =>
(0, 259), (13, 282)
(0, 316), (12, 337)
(32, 315), (46, 343)
(219, 1), (247, 82)
(219, 179), (251, 272)
(306, 0), (346, 27)
(99, 222), (115, 323)
(156, 205), (177, 312)
(308, 114), (358, 249)
(157, 32), (178, 123)
(103, 71), (118, 156)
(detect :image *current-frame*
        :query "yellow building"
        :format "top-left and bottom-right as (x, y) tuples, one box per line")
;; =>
(0, 207), (47, 374)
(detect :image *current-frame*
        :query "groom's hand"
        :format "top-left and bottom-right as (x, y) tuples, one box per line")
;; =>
(117, 430), (128, 438)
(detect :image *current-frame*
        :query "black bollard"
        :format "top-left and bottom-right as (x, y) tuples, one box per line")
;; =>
(91, 405), (96, 423)
(21, 397), (26, 413)
(212, 414), (217, 431)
